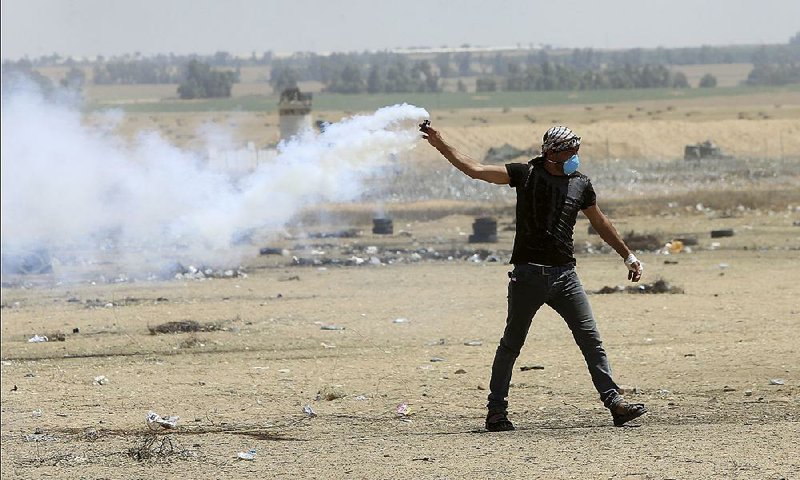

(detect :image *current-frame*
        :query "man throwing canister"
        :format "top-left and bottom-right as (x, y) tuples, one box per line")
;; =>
(420, 121), (647, 431)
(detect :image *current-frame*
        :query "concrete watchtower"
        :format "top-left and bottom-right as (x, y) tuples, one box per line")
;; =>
(278, 87), (312, 142)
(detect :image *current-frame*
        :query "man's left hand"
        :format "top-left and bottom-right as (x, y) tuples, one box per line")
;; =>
(624, 254), (643, 282)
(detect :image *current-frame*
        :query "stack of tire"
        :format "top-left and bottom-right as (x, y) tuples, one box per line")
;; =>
(372, 218), (393, 235)
(469, 217), (498, 243)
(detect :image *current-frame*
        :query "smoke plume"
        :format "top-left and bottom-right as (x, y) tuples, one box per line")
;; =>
(0, 82), (428, 278)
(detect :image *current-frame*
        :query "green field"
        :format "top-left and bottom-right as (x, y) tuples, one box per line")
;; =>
(86, 85), (800, 114)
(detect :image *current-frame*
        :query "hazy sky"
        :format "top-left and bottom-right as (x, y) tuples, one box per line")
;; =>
(2, 0), (799, 59)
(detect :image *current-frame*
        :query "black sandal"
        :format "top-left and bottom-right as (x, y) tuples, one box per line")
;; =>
(485, 411), (515, 432)
(610, 401), (648, 427)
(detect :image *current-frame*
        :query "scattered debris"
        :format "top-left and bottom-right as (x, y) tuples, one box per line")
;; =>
(520, 365), (545, 371)
(129, 435), (190, 462)
(396, 403), (412, 420)
(148, 320), (221, 335)
(769, 379), (785, 386)
(308, 229), (360, 239)
(237, 449), (257, 461)
(93, 375), (109, 386)
(354, 395), (368, 401)
(72, 327), (80, 334)
(393, 318), (409, 324)
(27, 334), (49, 343)
(259, 247), (289, 256)
(146, 411), (179, 430)
(430, 357), (445, 362)
(303, 405), (317, 418)
(169, 264), (247, 281)
(25, 430), (56, 442)
(595, 279), (684, 294)
(723, 386), (736, 392)
(463, 340), (482, 346)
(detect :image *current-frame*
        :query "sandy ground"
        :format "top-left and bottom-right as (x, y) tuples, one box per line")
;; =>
(1, 211), (799, 479)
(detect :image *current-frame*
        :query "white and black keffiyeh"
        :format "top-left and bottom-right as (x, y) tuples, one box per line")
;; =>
(541, 126), (581, 154)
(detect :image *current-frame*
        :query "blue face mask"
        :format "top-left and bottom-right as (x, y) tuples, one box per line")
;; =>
(562, 154), (580, 175)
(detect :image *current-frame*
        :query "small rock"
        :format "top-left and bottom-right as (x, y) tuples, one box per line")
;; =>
(302, 405), (317, 418)
(429, 357), (445, 362)
(393, 318), (409, 324)
(769, 379), (785, 385)
(454, 369), (467, 374)
(320, 324), (345, 331)
(93, 375), (109, 386)
(463, 340), (482, 346)
(237, 449), (257, 461)
(520, 365), (545, 371)
(744, 390), (753, 396)
(723, 386), (736, 392)
(72, 327), (80, 334)
(317, 385), (346, 401)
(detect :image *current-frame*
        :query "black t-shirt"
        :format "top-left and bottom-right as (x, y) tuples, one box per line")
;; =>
(506, 157), (596, 266)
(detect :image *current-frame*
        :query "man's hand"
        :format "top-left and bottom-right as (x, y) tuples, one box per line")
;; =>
(419, 120), (445, 149)
(624, 253), (643, 282)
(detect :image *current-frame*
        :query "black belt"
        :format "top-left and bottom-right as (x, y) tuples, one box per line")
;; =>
(516, 263), (575, 276)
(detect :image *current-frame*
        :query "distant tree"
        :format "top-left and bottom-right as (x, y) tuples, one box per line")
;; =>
(475, 77), (496, 92)
(60, 66), (86, 90)
(699, 73), (717, 88)
(671, 71), (690, 88)
(1, 59), (54, 93)
(434, 53), (453, 78)
(177, 60), (236, 99)
(269, 64), (299, 92)
(457, 79), (467, 92)
(455, 52), (472, 76)
(412, 60), (440, 92)
(327, 63), (365, 93)
(366, 65), (384, 94)
(746, 63), (800, 86)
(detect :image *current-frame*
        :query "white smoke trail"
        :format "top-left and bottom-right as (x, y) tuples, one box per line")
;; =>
(0, 83), (428, 277)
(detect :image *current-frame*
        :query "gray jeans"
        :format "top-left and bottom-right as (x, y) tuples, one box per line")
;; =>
(487, 263), (621, 413)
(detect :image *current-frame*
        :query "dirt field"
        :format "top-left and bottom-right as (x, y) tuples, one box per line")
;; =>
(2, 209), (799, 479)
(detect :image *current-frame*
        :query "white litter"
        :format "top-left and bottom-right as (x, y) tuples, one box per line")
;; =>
(146, 411), (179, 430)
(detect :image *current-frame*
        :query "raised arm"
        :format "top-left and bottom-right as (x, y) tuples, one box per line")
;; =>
(419, 121), (510, 185)
(582, 204), (643, 282)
